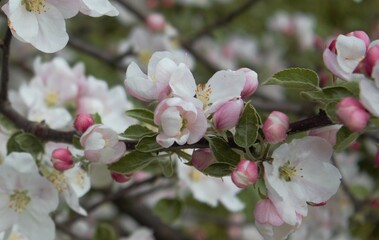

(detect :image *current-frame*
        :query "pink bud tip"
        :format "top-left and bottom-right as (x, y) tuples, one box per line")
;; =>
(262, 111), (289, 144)
(146, 13), (165, 32)
(74, 113), (94, 133)
(191, 148), (215, 171)
(346, 31), (370, 48)
(237, 68), (259, 99)
(336, 97), (370, 132)
(111, 172), (132, 183)
(51, 148), (74, 171)
(231, 160), (259, 188)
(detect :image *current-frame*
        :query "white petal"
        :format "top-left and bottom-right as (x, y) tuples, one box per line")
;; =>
(18, 213), (55, 240)
(48, 0), (80, 18)
(161, 107), (182, 137)
(170, 63), (197, 99)
(30, 5), (68, 53)
(360, 79), (379, 117)
(4, 152), (39, 173)
(336, 35), (366, 73)
(80, 0), (119, 17)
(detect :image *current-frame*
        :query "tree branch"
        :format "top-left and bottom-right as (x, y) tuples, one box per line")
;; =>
(0, 28), (12, 101)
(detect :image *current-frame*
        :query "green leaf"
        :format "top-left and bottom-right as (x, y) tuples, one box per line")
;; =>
(7, 132), (23, 154)
(153, 198), (182, 223)
(91, 113), (102, 124)
(203, 162), (233, 177)
(136, 135), (164, 152)
(0, 113), (16, 130)
(322, 86), (354, 100)
(108, 150), (154, 174)
(7, 132), (44, 157)
(209, 137), (240, 166)
(300, 90), (326, 102)
(122, 125), (156, 139)
(334, 126), (360, 152)
(325, 102), (338, 123)
(72, 135), (83, 149)
(263, 68), (320, 91)
(339, 81), (360, 96)
(93, 223), (117, 240)
(234, 103), (260, 148)
(158, 156), (175, 177)
(126, 108), (155, 126)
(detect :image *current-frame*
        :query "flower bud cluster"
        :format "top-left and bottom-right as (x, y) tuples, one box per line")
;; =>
(323, 30), (379, 121)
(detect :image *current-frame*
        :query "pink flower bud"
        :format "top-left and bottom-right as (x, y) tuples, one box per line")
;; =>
(51, 148), (74, 171)
(146, 13), (165, 32)
(213, 98), (244, 130)
(365, 45), (379, 76)
(231, 160), (259, 188)
(73, 113), (94, 134)
(191, 148), (215, 171)
(346, 31), (370, 48)
(262, 111), (289, 144)
(237, 68), (259, 99)
(111, 172), (132, 183)
(336, 97), (370, 132)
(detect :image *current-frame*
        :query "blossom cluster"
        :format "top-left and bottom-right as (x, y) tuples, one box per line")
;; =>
(323, 30), (379, 132)
(2, 0), (118, 52)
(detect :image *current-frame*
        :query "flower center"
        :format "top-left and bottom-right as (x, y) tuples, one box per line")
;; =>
(195, 84), (212, 109)
(279, 161), (297, 182)
(138, 51), (152, 66)
(48, 171), (69, 193)
(8, 190), (31, 213)
(45, 91), (59, 107)
(22, 0), (46, 14)
(189, 169), (203, 182)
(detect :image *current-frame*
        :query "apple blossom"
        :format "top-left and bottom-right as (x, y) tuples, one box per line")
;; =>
(51, 148), (74, 171)
(154, 97), (207, 148)
(125, 51), (193, 102)
(191, 148), (215, 171)
(0, 152), (59, 240)
(254, 198), (302, 240)
(170, 69), (246, 115)
(212, 98), (244, 130)
(74, 113), (95, 133)
(262, 111), (289, 144)
(80, 124), (126, 164)
(177, 160), (244, 212)
(336, 97), (370, 132)
(323, 31), (368, 80)
(263, 136), (341, 225)
(231, 160), (259, 188)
